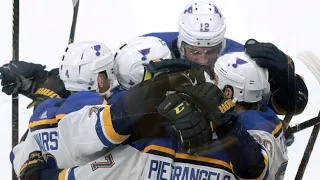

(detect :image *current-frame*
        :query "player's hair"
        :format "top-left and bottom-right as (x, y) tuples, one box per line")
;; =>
(226, 85), (260, 111)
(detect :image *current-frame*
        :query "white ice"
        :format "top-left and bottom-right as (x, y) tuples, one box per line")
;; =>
(0, 0), (320, 179)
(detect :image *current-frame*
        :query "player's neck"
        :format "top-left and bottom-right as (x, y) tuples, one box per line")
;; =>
(235, 104), (246, 114)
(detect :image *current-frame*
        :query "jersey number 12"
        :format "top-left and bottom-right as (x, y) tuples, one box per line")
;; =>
(200, 23), (209, 32)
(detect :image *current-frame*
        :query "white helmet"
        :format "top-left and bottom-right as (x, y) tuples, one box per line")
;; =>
(214, 52), (270, 103)
(59, 41), (115, 93)
(114, 36), (172, 90)
(178, 0), (227, 53)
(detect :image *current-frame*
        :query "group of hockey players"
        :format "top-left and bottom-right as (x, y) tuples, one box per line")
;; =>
(0, 0), (309, 179)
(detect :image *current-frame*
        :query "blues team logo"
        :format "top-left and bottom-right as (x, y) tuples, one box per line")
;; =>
(214, 5), (222, 18)
(184, 5), (192, 14)
(65, 70), (69, 78)
(93, 45), (101, 56)
(232, 58), (247, 68)
(139, 48), (151, 61)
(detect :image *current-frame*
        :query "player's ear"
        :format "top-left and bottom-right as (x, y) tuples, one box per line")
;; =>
(180, 42), (186, 56)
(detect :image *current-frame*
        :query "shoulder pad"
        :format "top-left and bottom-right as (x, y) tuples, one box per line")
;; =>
(56, 91), (106, 120)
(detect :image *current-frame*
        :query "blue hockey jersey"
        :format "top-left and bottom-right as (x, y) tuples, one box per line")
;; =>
(107, 85), (128, 105)
(142, 32), (244, 56)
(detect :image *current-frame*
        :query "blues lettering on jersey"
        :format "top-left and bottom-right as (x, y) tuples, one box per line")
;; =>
(148, 159), (231, 180)
(33, 131), (59, 151)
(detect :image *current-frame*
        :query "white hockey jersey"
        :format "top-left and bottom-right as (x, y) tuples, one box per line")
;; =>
(10, 91), (109, 176)
(43, 105), (288, 180)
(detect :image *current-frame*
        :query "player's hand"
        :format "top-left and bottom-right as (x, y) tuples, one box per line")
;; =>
(244, 39), (295, 93)
(157, 93), (212, 154)
(7, 60), (47, 79)
(175, 82), (237, 129)
(142, 58), (201, 81)
(19, 151), (48, 180)
(110, 64), (208, 140)
(0, 60), (47, 96)
(244, 39), (307, 114)
(27, 68), (71, 109)
(0, 63), (21, 95)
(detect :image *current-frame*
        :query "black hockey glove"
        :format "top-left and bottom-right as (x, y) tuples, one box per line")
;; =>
(244, 39), (303, 114)
(142, 58), (201, 81)
(0, 63), (20, 95)
(175, 82), (237, 130)
(0, 61), (47, 96)
(244, 39), (295, 91)
(158, 93), (212, 154)
(19, 151), (48, 180)
(110, 61), (206, 141)
(27, 68), (71, 109)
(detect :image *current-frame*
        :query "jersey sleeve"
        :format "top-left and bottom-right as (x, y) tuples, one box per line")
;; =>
(216, 119), (270, 180)
(11, 130), (40, 176)
(57, 105), (130, 162)
(40, 145), (146, 180)
(247, 126), (288, 180)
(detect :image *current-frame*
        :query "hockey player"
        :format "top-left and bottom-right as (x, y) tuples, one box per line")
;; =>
(19, 52), (284, 180)
(143, 0), (308, 118)
(143, 0), (242, 65)
(1, 0), (307, 121)
(13, 37), (189, 178)
(108, 36), (172, 104)
(10, 41), (116, 175)
(211, 52), (288, 179)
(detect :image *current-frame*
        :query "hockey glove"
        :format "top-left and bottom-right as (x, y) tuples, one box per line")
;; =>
(244, 39), (295, 90)
(175, 82), (237, 129)
(0, 60), (48, 96)
(110, 66), (207, 141)
(27, 68), (71, 109)
(157, 93), (212, 154)
(0, 63), (21, 95)
(244, 39), (307, 114)
(19, 151), (48, 180)
(142, 58), (201, 81)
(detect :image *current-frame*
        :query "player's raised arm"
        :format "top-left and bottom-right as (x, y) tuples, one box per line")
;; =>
(0, 61), (71, 109)
(244, 39), (308, 115)
(0, 61), (47, 97)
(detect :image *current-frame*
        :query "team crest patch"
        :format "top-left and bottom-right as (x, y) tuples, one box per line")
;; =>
(232, 58), (247, 68)
(89, 106), (101, 117)
(184, 5), (192, 14)
(139, 48), (151, 61)
(65, 70), (69, 78)
(93, 45), (101, 56)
